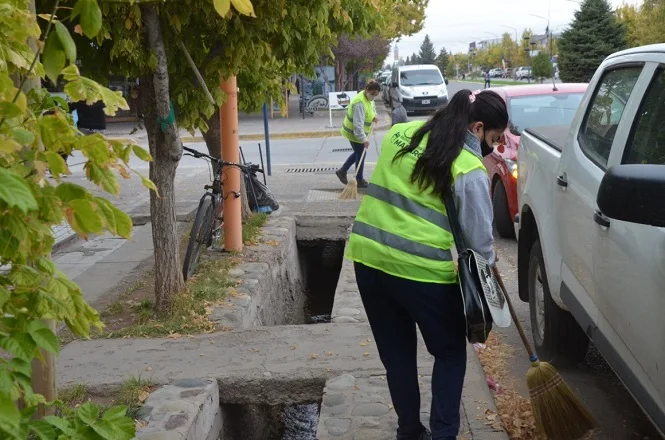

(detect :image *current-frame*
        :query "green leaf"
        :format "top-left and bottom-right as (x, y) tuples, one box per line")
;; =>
(27, 323), (59, 355)
(43, 32), (66, 83)
(111, 205), (132, 238)
(95, 198), (116, 234)
(100, 406), (127, 423)
(90, 419), (118, 439)
(0, 333), (36, 360)
(0, 102), (22, 119)
(44, 151), (68, 176)
(76, 403), (100, 426)
(75, 0), (103, 39)
(131, 145), (152, 161)
(55, 22), (77, 63)
(43, 416), (73, 435)
(213, 0), (231, 17)
(30, 420), (57, 440)
(85, 163), (119, 195)
(0, 286), (9, 309)
(0, 392), (21, 437)
(11, 127), (35, 145)
(55, 183), (88, 203)
(69, 199), (103, 234)
(8, 358), (32, 377)
(0, 168), (38, 214)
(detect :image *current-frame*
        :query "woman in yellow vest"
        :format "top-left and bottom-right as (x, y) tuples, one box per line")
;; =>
(346, 89), (508, 440)
(336, 81), (382, 188)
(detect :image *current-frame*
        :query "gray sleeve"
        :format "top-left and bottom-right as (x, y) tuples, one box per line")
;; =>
(352, 103), (367, 142)
(453, 169), (496, 265)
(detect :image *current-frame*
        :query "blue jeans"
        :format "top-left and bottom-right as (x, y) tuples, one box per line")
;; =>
(340, 141), (366, 181)
(354, 262), (467, 439)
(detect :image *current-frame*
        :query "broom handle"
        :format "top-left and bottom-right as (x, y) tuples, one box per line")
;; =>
(492, 265), (538, 361)
(353, 147), (368, 179)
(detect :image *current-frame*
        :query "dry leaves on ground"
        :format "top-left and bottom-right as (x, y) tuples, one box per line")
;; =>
(476, 333), (545, 440)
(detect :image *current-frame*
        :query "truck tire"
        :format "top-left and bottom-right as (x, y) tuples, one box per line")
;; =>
(492, 180), (515, 238)
(528, 239), (589, 366)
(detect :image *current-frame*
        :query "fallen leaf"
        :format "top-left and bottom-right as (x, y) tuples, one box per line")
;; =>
(359, 342), (368, 346)
(362, 352), (370, 357)
(199, 353), (205, 356)
(310, 353), (319, 359)
(167, 332), (182, 339)
(265, 240), (279, 246)
(486, 413), (497, 422)
(291, 344), (298, 350)
(145, 367), (153, 372)
(138, 390), (149, 403)
(388, 404), (394, 410)
(326, 351), (334, 356)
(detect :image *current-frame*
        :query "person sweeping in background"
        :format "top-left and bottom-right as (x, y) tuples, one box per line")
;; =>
(336, 81), (382, 189)
(345, 90), (507, 440)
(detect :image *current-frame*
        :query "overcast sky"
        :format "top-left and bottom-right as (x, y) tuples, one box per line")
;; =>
(388, 0), (639, 61)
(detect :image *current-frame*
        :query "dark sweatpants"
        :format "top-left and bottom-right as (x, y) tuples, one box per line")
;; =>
(354, 262), (467, 440)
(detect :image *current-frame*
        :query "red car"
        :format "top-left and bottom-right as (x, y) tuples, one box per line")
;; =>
(476, 83), (588, 238)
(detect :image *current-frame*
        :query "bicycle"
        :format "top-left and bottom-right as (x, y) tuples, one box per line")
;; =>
(181, 146), (262, 281)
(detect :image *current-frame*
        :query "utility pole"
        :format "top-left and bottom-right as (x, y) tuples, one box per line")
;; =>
(221, 76), (242, 252)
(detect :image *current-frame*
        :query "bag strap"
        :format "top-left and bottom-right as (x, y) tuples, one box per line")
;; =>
(443, 190), (468, 255)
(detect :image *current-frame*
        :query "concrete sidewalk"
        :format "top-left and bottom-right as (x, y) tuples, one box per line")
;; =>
(54, 162), (507, 439)
(105, 95), (393, 143)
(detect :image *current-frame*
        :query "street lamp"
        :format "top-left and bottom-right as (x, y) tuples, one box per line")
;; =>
(530, 13), (552, 57)
(502, 25), (518, 43)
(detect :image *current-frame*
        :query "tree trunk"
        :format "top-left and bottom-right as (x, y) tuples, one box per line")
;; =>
(141, 4), (185, 313)
(202, 109), (251, 220)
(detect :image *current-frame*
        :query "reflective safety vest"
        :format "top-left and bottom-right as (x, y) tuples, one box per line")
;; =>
(345, 120), (487, 284)
(341, 92), (376, 143)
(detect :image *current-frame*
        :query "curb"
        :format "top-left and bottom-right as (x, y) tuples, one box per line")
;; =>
(463, 343), (510, 439)
(107, 114), (393, 144)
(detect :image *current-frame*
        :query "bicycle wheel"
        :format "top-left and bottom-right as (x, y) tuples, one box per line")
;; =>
(182, 196), (215, 281)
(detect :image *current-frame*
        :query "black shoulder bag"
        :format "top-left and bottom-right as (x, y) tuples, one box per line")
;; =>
(443, 191), (493, 344)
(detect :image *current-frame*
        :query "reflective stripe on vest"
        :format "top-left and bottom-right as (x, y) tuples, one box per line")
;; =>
(340, 92), (376, 143)
(345, 120), (486, 284)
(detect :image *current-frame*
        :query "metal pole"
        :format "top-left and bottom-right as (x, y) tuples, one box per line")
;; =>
(262, 102), (272, 176)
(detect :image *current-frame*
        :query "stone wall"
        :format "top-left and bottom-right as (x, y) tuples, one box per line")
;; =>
(208, 215), (306, 329)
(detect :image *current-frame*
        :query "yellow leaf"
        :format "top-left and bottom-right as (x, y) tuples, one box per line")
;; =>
(362, 352), (370, 356)
(138, 390), (149, 403)
(231, 0), (256, 17)
(310, 353), (319, 359)
(0, 138), (22, 154)
(166, 332), (182, 339)
(213, 0), (231, 17)
(359, 342), (368, 346)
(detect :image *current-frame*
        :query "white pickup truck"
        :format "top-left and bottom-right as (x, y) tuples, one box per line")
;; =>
(515, 44), (665, 435)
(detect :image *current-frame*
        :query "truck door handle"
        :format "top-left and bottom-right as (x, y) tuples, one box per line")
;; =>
(594, 210), (610, 228)
(556, 175), (568, 188)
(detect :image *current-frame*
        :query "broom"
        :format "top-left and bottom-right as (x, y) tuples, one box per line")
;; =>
(338, 147), (367, 200)
(491, 265), (595, 439)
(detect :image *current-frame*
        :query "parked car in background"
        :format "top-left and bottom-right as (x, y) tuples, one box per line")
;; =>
(490, 68), (504, 78)
(388, 64), (448, 113)
(381, 76), (391, 104)
(516, 44), (665, 435)
(515, 67), (532, 80)
(477, 83), (588, 238)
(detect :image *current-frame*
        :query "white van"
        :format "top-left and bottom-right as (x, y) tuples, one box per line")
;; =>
(388, 64), (448, 113)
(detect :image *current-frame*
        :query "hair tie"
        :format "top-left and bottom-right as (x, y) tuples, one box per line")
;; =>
(469, 93), (476, 103)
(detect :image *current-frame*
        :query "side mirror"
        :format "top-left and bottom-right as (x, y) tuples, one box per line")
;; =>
(597, 164), (665, 227)
(444, 78), (449, 85)
(391, 81), (398, 88)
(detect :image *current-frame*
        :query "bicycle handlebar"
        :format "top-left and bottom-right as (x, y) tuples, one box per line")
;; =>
(182, 146), (260, 173)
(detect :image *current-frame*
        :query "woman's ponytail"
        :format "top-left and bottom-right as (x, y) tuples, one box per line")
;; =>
(394, 89), (476, 196)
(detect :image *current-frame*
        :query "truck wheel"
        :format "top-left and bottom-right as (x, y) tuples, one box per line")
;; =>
(492, 181), (515, 238)
(528, 240), (589, 366)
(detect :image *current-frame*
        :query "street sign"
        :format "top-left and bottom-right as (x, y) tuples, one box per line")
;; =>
(328, 91), (358, 110)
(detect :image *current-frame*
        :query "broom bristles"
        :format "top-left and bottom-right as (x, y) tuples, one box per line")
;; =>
(338, 178), (358, 200)
(527, 360), (595, 439)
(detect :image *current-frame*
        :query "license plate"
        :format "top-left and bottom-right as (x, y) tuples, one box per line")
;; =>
(422, 99), (430, 105)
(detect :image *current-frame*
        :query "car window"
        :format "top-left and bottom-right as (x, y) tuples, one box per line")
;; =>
(508, 92), (585, 134)
(623, 68), (665, 165)
(399, 70), (443, 86)
(578, 67), (641, 168)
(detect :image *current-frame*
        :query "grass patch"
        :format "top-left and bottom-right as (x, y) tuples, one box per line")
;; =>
(103, 300), (124, 316)
(116, 376), (154, 419)
(242, 212), (268, 245)
(110, 257), (237, 338)
(60, 384), (88, 406)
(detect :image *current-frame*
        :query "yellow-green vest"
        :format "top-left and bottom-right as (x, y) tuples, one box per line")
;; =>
(341, 92), (376, 143)
(345, 120), (487, 284)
